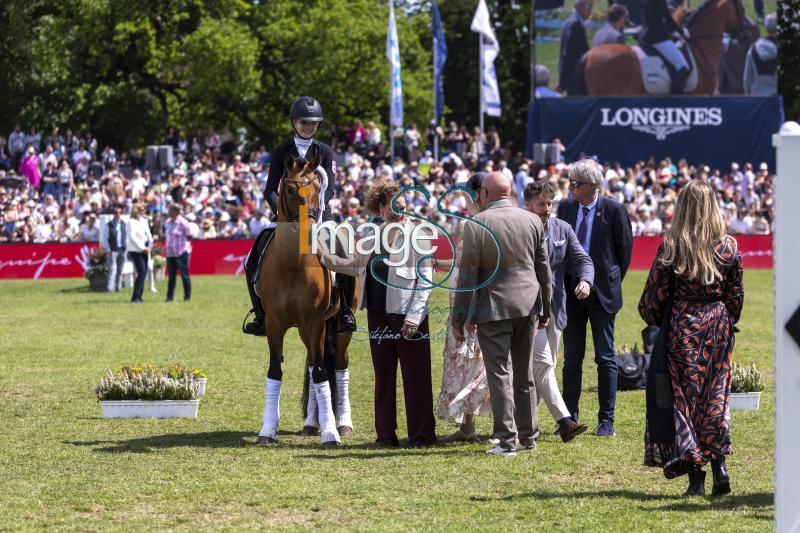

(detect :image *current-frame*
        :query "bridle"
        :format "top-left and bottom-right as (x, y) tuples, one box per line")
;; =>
(278, 170), (320, 231)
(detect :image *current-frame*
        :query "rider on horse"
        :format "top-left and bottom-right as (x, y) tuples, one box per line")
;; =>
(639, 0), (690, 94)
(242, 96), (358, 336)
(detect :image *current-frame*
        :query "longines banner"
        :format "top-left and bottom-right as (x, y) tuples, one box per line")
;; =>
(0, 235), (774, 279)
(528, 96), (783, 169)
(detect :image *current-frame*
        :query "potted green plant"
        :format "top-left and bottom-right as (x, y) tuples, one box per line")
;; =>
(730, 362), (764, 411)
(84, 247), (109, 292)
(95, 365), (200, 418)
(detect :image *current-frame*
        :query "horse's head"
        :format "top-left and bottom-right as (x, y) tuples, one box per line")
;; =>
(686, 0), (747, 40)
(277, 153), (322, 222)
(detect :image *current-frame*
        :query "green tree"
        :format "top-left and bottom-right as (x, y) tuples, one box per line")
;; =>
(0, 0), (433, 151)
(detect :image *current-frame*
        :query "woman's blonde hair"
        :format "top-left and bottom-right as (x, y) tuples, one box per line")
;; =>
(660, 180), (736, 285)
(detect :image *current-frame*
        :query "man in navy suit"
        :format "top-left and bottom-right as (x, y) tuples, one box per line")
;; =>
(558, 0), (592, 94)
(557, 159), (632, 437)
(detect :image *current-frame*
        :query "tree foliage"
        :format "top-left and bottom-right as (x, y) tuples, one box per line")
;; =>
(0, 0), (434, 150)
(778, 0), (800, 120)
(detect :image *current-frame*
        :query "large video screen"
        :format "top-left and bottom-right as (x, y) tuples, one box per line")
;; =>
(534, 0), (777, 97)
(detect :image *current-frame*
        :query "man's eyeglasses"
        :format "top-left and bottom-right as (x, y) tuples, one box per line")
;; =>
(569, 179), (588, 189)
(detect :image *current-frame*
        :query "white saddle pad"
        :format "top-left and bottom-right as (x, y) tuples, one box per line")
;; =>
(633, 45), (698, 95)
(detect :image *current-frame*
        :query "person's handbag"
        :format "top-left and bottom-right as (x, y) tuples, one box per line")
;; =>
(616, 352), (651, 390)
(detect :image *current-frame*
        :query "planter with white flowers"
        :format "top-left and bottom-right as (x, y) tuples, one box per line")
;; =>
(95, 365), (200, 419)
(729, 362), (764, 411)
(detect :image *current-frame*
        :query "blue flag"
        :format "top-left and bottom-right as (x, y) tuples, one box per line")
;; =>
(432, 0), (447, 122)
(387, 1), (403, 128)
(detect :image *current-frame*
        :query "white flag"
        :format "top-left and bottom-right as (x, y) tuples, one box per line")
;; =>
(386, 1), (403, 128)
(470, 0), (501, 117)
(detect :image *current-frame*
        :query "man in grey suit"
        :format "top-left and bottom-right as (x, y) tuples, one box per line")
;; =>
(452, 172), (552, 457)
(524, 181), (592, 441)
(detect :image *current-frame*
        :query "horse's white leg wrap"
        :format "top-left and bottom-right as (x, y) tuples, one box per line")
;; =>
(311, 368), (340, 444)
(303, 377), (320, 429)
(334, 369), (352, 429)
(258, 378), (281, 439)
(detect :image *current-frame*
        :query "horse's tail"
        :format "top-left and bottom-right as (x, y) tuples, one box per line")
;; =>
(573, 53), (589, 96)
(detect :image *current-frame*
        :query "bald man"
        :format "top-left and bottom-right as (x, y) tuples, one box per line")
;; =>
(452, 172), (552, 456)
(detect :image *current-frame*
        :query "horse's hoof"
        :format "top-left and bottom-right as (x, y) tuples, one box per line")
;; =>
(301, 426), (320, 436)
(337, 426), (353, 437)
(321, 440), (341, 447)
(257, 436), (277, 446)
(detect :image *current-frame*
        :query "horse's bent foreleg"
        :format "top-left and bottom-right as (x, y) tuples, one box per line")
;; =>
(258, 323), (286, 445)
(303, 321), (341, 445)
(334, 334), (353, 435)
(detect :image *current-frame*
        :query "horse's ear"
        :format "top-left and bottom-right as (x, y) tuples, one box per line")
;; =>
(284, 155), (295, 173)
(309, 152), (322, 170)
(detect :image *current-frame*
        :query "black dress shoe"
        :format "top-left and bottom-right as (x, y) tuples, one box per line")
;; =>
(711, 457), (731, 496)
(337, 308), (357, 333)
(375, 438), (399, 448)
(243, 316), (267, 336)
(684, 469), (706, 496)
(405, 439), (436, 448)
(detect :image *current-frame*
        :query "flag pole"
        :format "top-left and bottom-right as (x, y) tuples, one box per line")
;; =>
(478, 35), (484, 157)
(433, 24), (439, 162)
(390, 2), (395, 166)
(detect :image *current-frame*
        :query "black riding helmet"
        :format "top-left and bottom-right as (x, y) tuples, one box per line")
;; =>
(290, 96), (324, 123)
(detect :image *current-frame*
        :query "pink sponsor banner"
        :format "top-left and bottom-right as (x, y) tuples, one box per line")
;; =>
(0, 235), (773, 280)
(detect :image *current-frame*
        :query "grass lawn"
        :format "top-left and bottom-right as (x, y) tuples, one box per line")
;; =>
(0, 270), (774, 530)
(536, 0), (777, 90)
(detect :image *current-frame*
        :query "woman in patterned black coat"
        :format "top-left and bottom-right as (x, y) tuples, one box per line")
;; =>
(638, 180), (744, 496)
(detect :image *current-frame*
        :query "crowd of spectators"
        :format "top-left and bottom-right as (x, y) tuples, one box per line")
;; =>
(0, 120), (774, 244)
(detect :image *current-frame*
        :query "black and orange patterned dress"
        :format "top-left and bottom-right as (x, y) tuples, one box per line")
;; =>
(638, 240), (744, 469)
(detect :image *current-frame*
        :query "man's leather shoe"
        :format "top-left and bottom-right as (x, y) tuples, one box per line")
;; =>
(375, 438), (399, 448)
(559, 420), (588, 443)
(244, 315), (267, 336)
(337, 308), (357, 333)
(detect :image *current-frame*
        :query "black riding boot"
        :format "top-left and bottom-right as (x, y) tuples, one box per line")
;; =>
(336, 274), (357, 333)
(243, 274), (266, 336)
(711, 457), (731, 496)
(684, 469), (706, 496)
(670, 67), (690, 95)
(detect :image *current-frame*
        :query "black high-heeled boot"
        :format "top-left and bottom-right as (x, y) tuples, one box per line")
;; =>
(684, 469), (706, 496)
(711, 457), (731, 496)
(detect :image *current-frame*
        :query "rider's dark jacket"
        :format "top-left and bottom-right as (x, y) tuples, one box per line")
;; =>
(264, 138), (336, 221)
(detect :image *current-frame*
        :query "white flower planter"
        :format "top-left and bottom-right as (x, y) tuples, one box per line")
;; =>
(100, 400), (200, 419)
(195, 378), (207, 396)
(730, 392), (761, 411)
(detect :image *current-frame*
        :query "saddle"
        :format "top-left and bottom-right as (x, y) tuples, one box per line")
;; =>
(633, 35), (698, 95)
(250, 223), (349, 320)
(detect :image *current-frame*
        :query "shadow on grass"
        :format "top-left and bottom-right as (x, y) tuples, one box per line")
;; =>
(648, 491), (774, 517)
(57, 285), (91, 293)
(65, 430), (253, 453)
(469, 489), (773, 517)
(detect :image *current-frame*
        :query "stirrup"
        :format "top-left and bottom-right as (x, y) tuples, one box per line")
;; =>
(242, 308), (266, 336)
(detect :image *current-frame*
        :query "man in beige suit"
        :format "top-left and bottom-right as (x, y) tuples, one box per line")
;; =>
(452, 172), (552, 457)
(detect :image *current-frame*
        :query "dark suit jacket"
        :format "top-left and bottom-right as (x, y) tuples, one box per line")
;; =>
(106, 218), (127, 251)
(593, 24), (625, 47)
(558, 196), (633, 314)
(559, 12), (589, 94)
(547, 218), (594, 330)
(264, 138), (335, 219)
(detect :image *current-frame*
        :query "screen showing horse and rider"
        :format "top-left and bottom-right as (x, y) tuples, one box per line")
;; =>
(534, 0), (777, 97)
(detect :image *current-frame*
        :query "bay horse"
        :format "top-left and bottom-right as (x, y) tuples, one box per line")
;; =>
(256, 154), (357, 446)
(582, 0), (746, 95)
